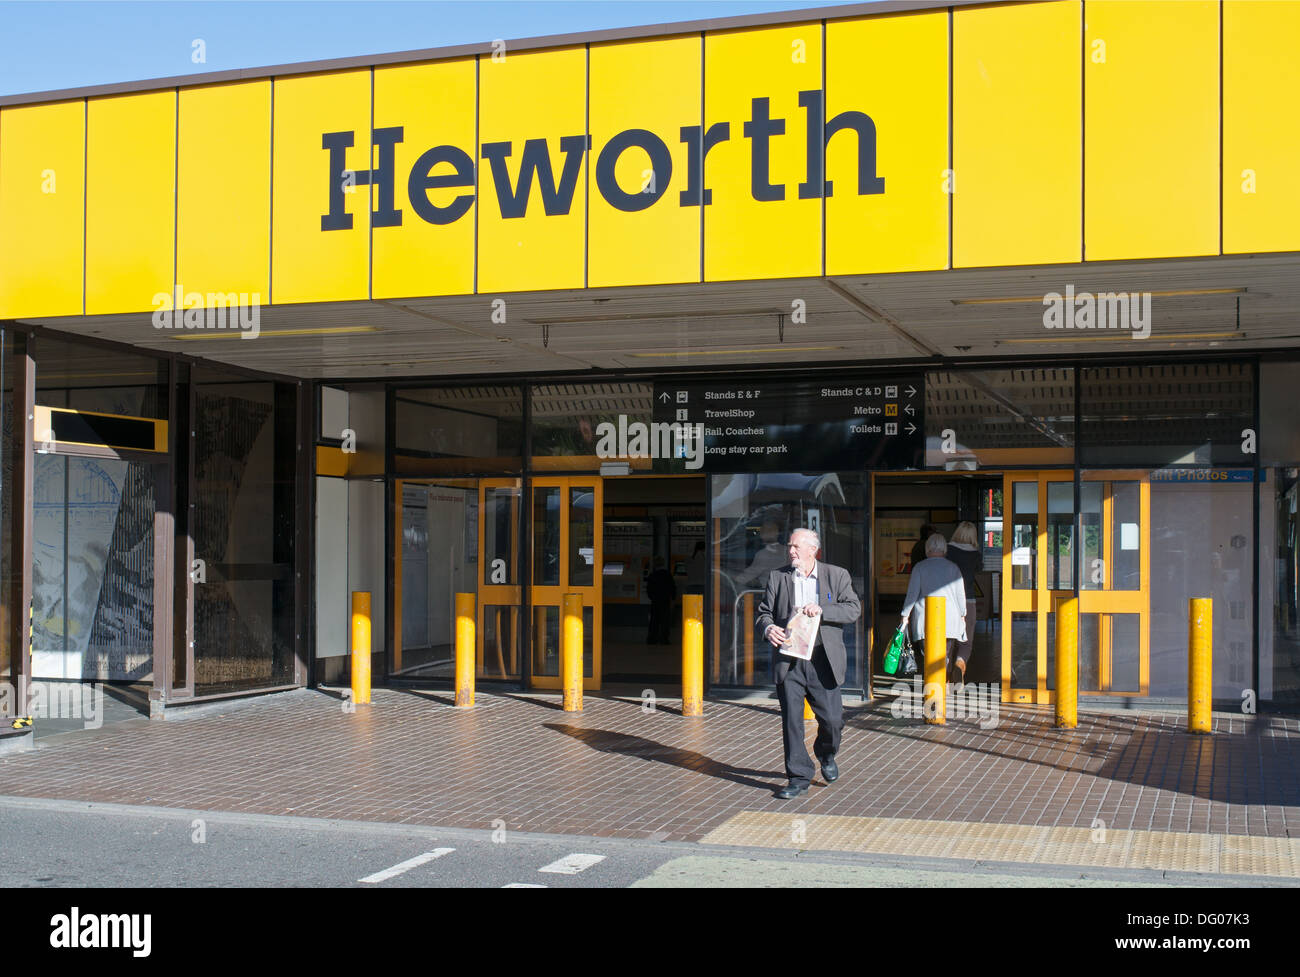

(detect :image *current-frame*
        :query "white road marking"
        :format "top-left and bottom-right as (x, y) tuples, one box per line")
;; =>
(503, 882), (548, 888)
(538, 853), (606, 875)
(359, 848), (455, 884)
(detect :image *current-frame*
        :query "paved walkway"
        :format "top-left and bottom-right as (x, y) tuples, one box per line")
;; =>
(2, 686), (1298, 877)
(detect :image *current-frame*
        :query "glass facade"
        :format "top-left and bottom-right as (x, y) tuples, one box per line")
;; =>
(1079, 363), (1254, 466)
(397, 479), (481, 679)
(190, 369), (299, 696)
(30, 455), (156, 682)
(926, 368), (1074, 469)
(1147, 476), (1253, 700)
(1271, 469), (1300, 705)
(0, 333), (1292, 712)
(28, 336), (168, 688)
(394, 385), (523, 475)
(710, 472), (867, 689)
(0, 330), (17, 717)
(361, 362), (1296, 707)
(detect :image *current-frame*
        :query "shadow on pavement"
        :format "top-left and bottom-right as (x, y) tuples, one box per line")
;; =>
(544, 723), (783, 792)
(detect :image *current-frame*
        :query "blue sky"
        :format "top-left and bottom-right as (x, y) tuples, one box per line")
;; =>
(0, 0), (867, 96)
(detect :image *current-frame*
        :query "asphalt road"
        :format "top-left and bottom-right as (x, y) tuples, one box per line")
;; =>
(0, 795), (1282, 889)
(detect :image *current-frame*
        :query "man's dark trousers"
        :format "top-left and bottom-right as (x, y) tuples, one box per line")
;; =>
(777, 646), (843, 788)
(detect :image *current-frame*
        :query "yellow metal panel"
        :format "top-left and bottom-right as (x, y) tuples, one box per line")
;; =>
(272, 70), (370, 303)
(1085, 0), (1219, 260)
(86, 91), (176, 314)
(373, 59), (476, 298)
(477, 47), (586, 293)
(827, 12), (948, 275)
(1223, 0), (1300, 254)
(954, 1), (1081, 267)
(315, 445), (349, 477)
(588, 36), (701, 288)
(704, 24), (822, 282)
(177, 81), (271, 303)
(0, 100), (84, 317)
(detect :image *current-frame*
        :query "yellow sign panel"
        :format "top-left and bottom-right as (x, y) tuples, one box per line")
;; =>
(704, 24), (823, 282)
(373, 59), (477, 298)
(827, 12), (948, 275)
(954, 0), (1081, 268)
(588, 36), (701, 288)
(477, 47), (586, 293)
(272, 70), (371, 304)
(178, 81), (272, 303)
(1085, 0), (1219, 261)
(4, 4), (1293, 315)
(86, 91), (176, 314)
(0, 100), (84, 318)
(1223, 0), (1300, 255)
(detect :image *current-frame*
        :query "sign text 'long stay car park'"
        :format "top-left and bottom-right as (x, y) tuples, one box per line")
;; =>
(652, 378), (924, 473)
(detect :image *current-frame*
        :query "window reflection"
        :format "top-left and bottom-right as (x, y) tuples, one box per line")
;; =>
(710, 472), (864, 689)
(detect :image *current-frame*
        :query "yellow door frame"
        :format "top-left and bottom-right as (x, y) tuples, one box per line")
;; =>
(529, 476), (603, 691)
(478, 478), (523, 680)
(1001, 471), (1150, 704)
(1002, 471), (1073, 704)
(1078, 471), (1150, 697)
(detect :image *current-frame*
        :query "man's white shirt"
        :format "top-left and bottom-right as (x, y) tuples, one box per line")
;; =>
(769, 564), (819, 645)
(793, 564), (818, 609)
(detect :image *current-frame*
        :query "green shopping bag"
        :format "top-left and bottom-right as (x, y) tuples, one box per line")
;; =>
(882, 625), (908, 675)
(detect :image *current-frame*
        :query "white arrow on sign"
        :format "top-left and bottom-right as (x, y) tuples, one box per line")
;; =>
(904, 404), (915, 416)
(905, 423), (917, 434)
(658, 392), (671, 403)
(905, 385), (917, 398)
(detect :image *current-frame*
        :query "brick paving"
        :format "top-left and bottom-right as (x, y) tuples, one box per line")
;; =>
(0, 687), (1297, 844)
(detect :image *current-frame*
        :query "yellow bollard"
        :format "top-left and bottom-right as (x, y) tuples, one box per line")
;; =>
(1055, 597), (1078, 728)
(350, 591), (371, 706)
(924, 595), (945, 724)
(682, 594), (704, 716)
(562, 593), (583, 712)
(742, 592), (755, 687)
(1189, 597), (1213, 733)
(455, 592), (475, 708)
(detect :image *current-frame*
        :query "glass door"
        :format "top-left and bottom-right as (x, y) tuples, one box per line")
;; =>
(530, 476), (602, 690)
(478, 479), (521, 680)
(1001, 471), (1149, 703)
(1002, 473), (1072, 703)
(393, 477), (524, 682)
(1076, 473), (1149, 695)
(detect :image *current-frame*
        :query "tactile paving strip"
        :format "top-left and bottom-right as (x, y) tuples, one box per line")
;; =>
(700, 812), (1300, 878)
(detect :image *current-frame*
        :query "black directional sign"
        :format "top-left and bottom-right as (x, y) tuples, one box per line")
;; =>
(651, 377), (924, 473)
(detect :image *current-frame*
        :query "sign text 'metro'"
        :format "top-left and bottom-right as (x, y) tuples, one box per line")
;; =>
(321, 89), (883, 229)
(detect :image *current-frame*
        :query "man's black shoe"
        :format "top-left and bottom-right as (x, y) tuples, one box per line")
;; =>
(821, 758), (839, 783)
(774, 783), (807, 799)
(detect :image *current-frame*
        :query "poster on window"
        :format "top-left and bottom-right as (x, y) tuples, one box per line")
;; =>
(875, 515), (925, 595)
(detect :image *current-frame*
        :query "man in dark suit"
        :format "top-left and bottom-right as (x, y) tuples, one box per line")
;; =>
(756, 528), (862, 799)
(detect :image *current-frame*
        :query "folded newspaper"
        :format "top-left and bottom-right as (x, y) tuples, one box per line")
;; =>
(780, 611), (821, 660)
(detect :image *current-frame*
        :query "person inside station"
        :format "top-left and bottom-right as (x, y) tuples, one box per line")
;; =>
(685, 540), (707, 595)
(909, 523), (939, 574)
(900, 533), (968, 683)
(645, 556), (677, 645)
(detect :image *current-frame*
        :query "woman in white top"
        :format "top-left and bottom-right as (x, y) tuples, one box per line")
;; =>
(900, 533), (967, 682)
